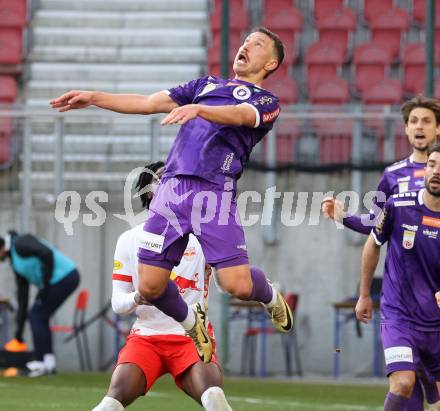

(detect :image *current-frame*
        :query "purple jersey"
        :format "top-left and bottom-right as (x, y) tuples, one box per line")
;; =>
(372, 189), (440, 331)
(163, 76), (280, 185)
(344, 155), (426, 234)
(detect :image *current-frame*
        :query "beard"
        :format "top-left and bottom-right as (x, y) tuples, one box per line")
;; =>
(425, 180), (440, 197)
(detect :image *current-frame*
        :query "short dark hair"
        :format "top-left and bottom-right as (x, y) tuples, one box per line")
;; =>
(251, 27), (284, 78)
(135, 161), (165, 209)
(0, 236), (4, 250)
(428, 143), (440, 156)
(400, 95), (440, 125)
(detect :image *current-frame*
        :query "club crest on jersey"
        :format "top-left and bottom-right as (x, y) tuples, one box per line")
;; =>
(402, 230), (415, 249)
(199, 82), (217, 96)
(233, 85), (251, 101)
(113, 260), (123, 271)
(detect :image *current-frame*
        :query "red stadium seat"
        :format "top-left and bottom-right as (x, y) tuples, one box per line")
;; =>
(0, 0), (27, 28)
(412, 0), (440, 25)
(435, 79), (440, 100)
(262, 5), (302, 65)
(316, 7), (356, 55)
(313, 0), (344, 21)
(306, 41), (345, 93)
(207, 33), (241, 78)
(210, 1), (248, 35)
(370, 7), (410, 58)
(0, 75), (16, 103)
(0, 28), (22, 64)
(264, 0), (294, 13)
(353, 42), (393, 94)
(263, 73), (297, 105)
(309, 76), (350, 105)
(275, 119), (301, 163)
(362, 78), (403, 105)
(363, 0), (393, 25)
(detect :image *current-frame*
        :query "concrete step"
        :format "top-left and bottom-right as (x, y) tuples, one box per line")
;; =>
(32, 27), (204, 48)
(29, 134), (175, 154)
(33, 10), (207, 29)
(26, 80), (179, 99)
(39, 0), (207, 12)
(29, 63), (201, 82)
(30, 153), (151, 163)
(28, 46), (206, 64)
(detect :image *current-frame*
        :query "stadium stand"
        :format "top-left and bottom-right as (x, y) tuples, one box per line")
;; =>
(313, 0), (344, 21)
(363, 0), (394, 25)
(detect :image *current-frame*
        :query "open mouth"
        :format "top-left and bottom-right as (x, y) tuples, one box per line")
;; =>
(414, 133), (426, 140)
(237, 52), (248, 63)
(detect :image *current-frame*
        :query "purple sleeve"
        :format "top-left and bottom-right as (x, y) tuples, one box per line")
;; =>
(371, 199), (394, 245)
(246, 92), (280, 130)
(342, 214), (372, 235)
(373, 173), (392, 210)
(167, 77), (206, 106)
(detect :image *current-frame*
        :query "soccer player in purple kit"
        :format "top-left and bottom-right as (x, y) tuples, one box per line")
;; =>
(322, 96), (440, 410)
(355, 144), (440, 411)
(50, 27), (293, 363)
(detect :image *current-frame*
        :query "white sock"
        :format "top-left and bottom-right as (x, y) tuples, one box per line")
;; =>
(201, 387), (233, 411)
(428, 400), (440, 411)
(43, 353), (56, 371)
(265, 284), (278, 308)
(180, 307), (196, 331)
(92, 396), (124, 411)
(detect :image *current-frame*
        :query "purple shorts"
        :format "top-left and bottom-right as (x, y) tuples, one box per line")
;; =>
(137, 175), (249, 269)
(381, 322), (440, 379)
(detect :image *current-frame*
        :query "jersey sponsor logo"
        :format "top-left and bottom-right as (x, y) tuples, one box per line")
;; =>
(237, 244), (247, 251)
(183, 246), (196, 261)
(422, 216), (440, 228)
(221, 152), (234, 172)
(398, 182), (409, 193)
(170, 271), (202, 294)
(397, 176), (410, 182)
(414, 169), (425, 178)
(262, 107), (280, 123)
(113, 260), (123, 270)
(253, 95), (274, 106)
(232, 85), (251, 101)
(394, 200), (415, 207)
(423, 228), (438, 239)
(384, 346), (413, 365)
(198, 82), (217, 96)
(138, 231), (165, 253)
(415, 179), (424, 187)
(401, 224), (418, 231)
(402, 230), (415, 249)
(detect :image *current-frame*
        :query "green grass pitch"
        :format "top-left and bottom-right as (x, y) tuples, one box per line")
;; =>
(0, 372), (390, 410)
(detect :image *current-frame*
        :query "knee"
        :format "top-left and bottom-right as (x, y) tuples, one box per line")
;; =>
(218, 273), (252, 299)
(137, 282), (165, 299)
(107, 381), (135, 407)
(390, 374), (416, 397)
(28, 309), (47, 325)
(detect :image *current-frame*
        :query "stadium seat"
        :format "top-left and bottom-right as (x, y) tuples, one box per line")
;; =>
(363, 0), (393, 25)
(316, 7), (356, 55)
(369, 7), (410, 58)
(309, 76), (349, 105)
(210, 1), (248, 36)
(435, 79), (440, 100)
(412, 0), (440, 25)
(51, 289), (93, 371)
(0, 75), (17, 103)
(362, 78), (403, 105)
(313, 0), (344, 21)
(353, 42), (393, 94)
(262, 4), (302, 66)
(275, 118), (301, 163)
(305, 42), (345, 93)
(0, 28), (22, 64)
(0, 0), (27, 28)
(207, 33), (241, 78)
(262, 73), (297, 105)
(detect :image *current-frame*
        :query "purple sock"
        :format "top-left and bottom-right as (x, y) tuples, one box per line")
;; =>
(248, 266), (273, 304)
(147, 280), (188, 322)
(383, 392), (410, 411)
(407, 378), (424, 411)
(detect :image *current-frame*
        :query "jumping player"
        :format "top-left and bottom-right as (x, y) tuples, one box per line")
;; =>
(92, 162), (232, 411)
(51, 27), (293, 363)
(355, 145), (440, 411)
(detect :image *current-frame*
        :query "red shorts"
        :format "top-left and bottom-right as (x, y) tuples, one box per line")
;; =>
(116, 334), (218, 393)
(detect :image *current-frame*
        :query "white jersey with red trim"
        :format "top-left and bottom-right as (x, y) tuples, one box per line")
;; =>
(112, 224), (213, 337)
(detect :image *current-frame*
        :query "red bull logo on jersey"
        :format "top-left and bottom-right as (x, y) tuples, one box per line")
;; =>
(170, 271), (202, 294)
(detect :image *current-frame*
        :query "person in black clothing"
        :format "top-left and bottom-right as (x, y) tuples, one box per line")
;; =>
(0, 231), (80, 376)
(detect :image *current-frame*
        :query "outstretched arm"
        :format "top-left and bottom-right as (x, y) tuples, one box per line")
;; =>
(50, 90), (178, 115)
(161, 103), (257, 127)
